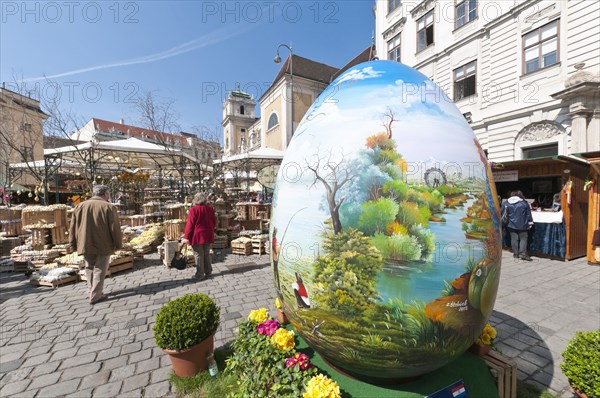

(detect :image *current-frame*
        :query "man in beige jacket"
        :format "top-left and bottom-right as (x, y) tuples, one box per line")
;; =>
(69, 185), (122, 304)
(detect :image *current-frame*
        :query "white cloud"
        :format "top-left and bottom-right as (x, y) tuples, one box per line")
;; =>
(332, 66), (383, 86)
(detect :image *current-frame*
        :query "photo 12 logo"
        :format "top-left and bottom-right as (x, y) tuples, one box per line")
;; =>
(3, 81), (140, 104)
(1, 1), (140, 23)
(200, 1), (339, 24)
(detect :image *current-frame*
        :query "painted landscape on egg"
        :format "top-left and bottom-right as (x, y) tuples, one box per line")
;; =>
(270, 61), (502, 379)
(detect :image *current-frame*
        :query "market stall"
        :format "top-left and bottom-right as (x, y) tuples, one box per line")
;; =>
(493, 155), (590, 260)
(575, 151), (600, 264)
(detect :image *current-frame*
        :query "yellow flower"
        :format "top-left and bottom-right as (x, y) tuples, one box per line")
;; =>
(248, 308), (269, 323)
(303, 374), (341, 398)
(484, 324), (497, 339)
(275, 297), (282, 309)
(480, 333), (492, 346)
(270, 328), (295, 351)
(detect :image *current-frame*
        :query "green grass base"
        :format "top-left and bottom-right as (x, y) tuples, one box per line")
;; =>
(294, 330), (500, 397)
(170, 329), (508, 398)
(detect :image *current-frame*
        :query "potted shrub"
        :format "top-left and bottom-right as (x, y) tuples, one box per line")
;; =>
(153, 293), (220, 377)
(275, 297), (289, 324)
(469, 323), (496, 356)
(560, 330), (600, 398)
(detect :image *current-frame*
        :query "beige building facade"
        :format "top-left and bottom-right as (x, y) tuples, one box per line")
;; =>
(0, 87), (48, 187)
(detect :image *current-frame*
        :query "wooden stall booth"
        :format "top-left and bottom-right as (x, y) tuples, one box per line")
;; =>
(493, 156), (590, 260)
(575, 151), (600, 265)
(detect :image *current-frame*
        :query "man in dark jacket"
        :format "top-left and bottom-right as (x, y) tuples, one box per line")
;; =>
(501, 190), (534, 261)
(70, 185), (123, 304)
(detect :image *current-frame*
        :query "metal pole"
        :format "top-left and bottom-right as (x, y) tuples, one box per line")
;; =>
(43, 156), (49, 205)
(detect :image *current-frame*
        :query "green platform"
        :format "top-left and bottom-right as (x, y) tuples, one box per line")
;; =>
(294, 331), (499, 398)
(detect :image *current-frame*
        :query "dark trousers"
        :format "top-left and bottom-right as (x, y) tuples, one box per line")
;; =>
(192, 243), (212, 277)
(509, 229), (529, 257)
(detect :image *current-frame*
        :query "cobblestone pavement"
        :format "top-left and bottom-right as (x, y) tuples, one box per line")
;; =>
(0, 250), (598, 397)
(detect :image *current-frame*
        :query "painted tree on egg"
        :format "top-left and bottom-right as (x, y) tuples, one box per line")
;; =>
(304, 150), (357, 234)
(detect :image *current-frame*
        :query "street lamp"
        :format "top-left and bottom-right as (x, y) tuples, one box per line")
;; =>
(274, 44), (294, 137)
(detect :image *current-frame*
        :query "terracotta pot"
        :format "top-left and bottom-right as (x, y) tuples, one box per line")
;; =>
(573, 386), (589, 398)
(468, 343), (491, 356)
(163, 334), (215, 377)
(276, 309), (289, 324)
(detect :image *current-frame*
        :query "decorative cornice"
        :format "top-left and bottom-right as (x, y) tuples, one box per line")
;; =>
(382, 17), (406, 40)
(517, 121), (565, 142)
(524, 3), (556, 24)
(409, 0), (436, 19)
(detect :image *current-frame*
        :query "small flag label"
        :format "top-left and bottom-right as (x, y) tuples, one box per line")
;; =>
(426, 379), (469, 398)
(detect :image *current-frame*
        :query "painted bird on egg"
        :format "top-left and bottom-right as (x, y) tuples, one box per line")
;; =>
(270, 60), (502, 381)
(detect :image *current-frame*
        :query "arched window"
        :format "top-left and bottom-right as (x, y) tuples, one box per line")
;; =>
(240, 105), (245, 115)
(267, 113), (279, 130)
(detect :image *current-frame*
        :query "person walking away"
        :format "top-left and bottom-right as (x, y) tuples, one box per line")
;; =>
(272, 227), (281, 295)
(501, 190), (534, 261)
(69, 185), (123, 304)
(184, 193), (217, 281)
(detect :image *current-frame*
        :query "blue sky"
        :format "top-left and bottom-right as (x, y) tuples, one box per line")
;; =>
(1, 1), (375, 141)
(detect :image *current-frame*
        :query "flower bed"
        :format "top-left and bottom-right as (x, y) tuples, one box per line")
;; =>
(217, 307), (341, 398)
(171, 306), (500, 398)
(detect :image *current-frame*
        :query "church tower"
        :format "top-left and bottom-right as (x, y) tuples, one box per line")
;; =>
(222, 84), (256, 157)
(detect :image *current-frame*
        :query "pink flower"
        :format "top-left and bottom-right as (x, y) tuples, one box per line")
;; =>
(257, 319), (280, 336)
(285, 352), (313, 370)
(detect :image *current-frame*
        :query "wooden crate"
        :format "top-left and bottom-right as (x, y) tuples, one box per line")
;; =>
(251, 236), (267, 255)
(232, 239), (252, 255)
(13, 260), (31, 272)
(0, 208), (22, 221)
(31, 274), (79, 288)
(80, 256), (134, 280)
(22, 206), (68, 228)
(1, 237), (22, 256)
(483, 350), (517, 398)
(239, 219), (263, 231)
(219, 214), (235, 229)
(130, 215), (145, 227)
(164, 206), (187, 221)
(1, 220), (23, 236)
(51, 226), (69, 245)
(143, 203), (161, 215)
(235, 203), (248, 220)
(213, 235), (229, 249)
(214, 201), (228, 213)
(164, 221), (186, 241)
(232, 247), (253, 255)
(31, 228), (50, 251)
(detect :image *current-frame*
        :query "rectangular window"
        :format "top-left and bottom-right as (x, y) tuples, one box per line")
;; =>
(417, 10), (434, 52)
(522, 143), (558, 159)
(455, 0), (477, 29)
(454, 61), (477, 101)
(21, 146), (34, 162)
(523, 20), (559, 74)
(387, 34), (401, 62)
(21, 123), (32, 132)
(388, 0), (401, 14)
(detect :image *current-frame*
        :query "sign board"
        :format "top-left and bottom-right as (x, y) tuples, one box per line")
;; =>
(426, 379), (469, 398)
(492, 170), (519, 182)
(257, 165), (279, 189)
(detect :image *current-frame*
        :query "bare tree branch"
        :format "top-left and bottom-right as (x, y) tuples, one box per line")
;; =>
(304, 150), (357, 234)
(382, 107), (396, 139)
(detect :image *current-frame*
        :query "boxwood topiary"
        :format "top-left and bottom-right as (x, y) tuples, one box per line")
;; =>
(154, 293), (220, 352)
(560, 330), (600, 398)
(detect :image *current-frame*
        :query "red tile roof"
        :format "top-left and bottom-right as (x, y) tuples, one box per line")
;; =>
(91, 118), (189, 146)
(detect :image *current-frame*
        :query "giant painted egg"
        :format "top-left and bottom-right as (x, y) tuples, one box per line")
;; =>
(270, 60), (502, 381)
